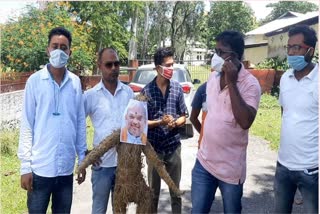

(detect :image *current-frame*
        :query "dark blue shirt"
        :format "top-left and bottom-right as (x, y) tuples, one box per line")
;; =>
(191, 82), (207, 109)
(141, 77), (187, 154)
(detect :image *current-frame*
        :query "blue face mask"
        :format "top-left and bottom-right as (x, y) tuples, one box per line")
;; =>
(287, 48), (311, 72)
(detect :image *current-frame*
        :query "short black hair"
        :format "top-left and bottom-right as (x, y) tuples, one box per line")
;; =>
(48, 27), (72, 47)
(97, 47), (118, 63)
(288, 25), (317, 48)
(215, 30), (244, 60)
(154, 47), (174, 66)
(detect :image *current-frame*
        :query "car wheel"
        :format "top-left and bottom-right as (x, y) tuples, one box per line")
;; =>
(185, 124), (194, 138)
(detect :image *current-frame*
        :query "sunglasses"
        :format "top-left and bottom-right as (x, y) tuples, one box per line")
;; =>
(105, 61), (120, 69)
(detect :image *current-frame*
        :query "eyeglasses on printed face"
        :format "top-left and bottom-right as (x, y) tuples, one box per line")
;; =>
(105, 61), (120, 69)
(214, 48), (235, 57)
(284, 44), (310, 53)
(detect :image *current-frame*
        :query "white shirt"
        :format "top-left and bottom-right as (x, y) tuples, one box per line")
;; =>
(18, 64), (87, 177)
(278, 64), (318, 170)
(84, 80), (134, 167)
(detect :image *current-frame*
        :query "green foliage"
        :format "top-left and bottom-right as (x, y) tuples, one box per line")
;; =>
(262, 1), (318, 24)
(0, 3), (94, 72)
(145, 2), (205, 61)
(250, 94), (281, 150)
(256, 56), (289, 71)
(312, 49), (319, 63)
(68, 1), (134, 72)
(207, 1), (257, 49)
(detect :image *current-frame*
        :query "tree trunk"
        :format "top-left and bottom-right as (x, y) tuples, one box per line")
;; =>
(142, 4), (149, 64)
(128, 7), (138, 61)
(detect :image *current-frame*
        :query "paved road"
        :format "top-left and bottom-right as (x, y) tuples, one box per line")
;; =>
(71, 130), (303, 213)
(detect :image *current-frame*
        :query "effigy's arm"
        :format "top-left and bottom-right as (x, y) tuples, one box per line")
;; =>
(77, 129), (120, 172)
(142, 141), (184, 196)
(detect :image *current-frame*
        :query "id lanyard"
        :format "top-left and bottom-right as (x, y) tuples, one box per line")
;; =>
(49, 70), (65, 116)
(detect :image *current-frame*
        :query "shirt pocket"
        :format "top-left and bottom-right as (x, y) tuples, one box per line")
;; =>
(221, 95), (236, 126)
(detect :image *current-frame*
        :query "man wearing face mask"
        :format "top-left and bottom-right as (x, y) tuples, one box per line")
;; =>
(17, 27), (87, 213)
(141, 47), (187, 213)
(274, 25), (318, 214)
(191, 30), (261, 213)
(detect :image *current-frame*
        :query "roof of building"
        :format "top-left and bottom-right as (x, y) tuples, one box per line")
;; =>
(246, 11), (318, 35)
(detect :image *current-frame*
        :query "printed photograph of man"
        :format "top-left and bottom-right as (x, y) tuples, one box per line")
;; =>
(120, 99), (148, 145)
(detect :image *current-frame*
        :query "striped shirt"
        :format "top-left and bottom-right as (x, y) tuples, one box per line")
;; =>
(142, 77), (187, 154)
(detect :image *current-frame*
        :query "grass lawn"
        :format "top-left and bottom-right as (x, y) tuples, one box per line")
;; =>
(1, 155), (27, 214)
(250, 94), (281, 150)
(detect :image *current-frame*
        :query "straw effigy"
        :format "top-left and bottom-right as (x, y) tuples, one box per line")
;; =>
(78, 94), (183, 214)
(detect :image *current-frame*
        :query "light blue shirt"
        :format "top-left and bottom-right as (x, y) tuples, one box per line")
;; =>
(18, 64), (87, 177)
(125, 131), (143, 145)
(84, 80), (134, 167)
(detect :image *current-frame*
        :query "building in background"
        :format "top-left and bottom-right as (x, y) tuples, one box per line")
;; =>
(183, 41), (208, 65)
(244, 11), (318, 66)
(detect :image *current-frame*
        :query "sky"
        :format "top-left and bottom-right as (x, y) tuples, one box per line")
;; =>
(0, 0), (277, 24)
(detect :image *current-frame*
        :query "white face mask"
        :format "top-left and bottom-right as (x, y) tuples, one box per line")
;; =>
(211, 53), (225, 74)
(49, 49), (69, 68)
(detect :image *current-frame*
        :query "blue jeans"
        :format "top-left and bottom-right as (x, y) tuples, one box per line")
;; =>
(27, 173), (73, 214)
(148, 145), (182, 213)
(274, 162), (318, 213)
(191, 159), (243, 214)
(91, 166), (116, 214)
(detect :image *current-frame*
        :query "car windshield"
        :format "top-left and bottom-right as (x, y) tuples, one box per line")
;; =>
(133, 67), (191, 84)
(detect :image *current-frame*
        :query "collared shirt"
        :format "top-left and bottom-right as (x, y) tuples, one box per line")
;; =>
(18, 64), (87, 177)
(141, 77), (187, 154)
(84, 80), (134, 168)
(198, 64), (261, 185)
(278, 64), (318, 170)
(126, 131), (143, 145)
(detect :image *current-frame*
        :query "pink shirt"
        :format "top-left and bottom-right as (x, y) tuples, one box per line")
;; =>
(197, 65), (261, 184)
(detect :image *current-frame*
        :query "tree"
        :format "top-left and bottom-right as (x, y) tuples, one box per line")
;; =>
(144, 1), (205, 62)
(207, 1), (257, 49)
(0, 3), (93, 72)
(262, 1), (319, 24)
(169, 1), (205, 61)
(67, 1), (143, 73)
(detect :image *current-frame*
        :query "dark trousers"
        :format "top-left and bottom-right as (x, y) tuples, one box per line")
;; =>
(274, 162), (318, 213)
(27, 173), (73, 214)
(148, 145), (182, 214)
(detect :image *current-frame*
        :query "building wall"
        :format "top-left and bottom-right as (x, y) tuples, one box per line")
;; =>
(0, 90), (24, 130)
(245, 34), (267, 45)
(245, 23), (318, 65)
(268, 23), (319, 59)
(184, 49), (207, 65)
(244, 45), (268, 65)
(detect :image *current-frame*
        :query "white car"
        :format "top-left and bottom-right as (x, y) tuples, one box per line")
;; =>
(128, 63), (200, 138)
